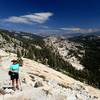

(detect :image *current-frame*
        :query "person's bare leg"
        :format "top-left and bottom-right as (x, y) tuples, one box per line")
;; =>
(12, 80), (14, 87)
(12, 79), (16, 90)
(16, 79), (19, 89)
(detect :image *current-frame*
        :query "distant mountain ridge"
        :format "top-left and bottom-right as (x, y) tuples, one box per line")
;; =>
(38, 31), (100, 38)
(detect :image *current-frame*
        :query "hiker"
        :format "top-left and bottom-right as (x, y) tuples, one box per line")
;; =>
(9, 59), (20, 90)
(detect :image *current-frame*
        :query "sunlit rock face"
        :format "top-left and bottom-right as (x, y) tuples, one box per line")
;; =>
(44, 36), (84, 70)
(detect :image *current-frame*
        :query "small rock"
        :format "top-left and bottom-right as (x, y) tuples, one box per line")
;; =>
(93, 96), (98, 99)
(5, 88), (14, 94)
(0, 88), (6, 95)
(34, 81), (43, 88)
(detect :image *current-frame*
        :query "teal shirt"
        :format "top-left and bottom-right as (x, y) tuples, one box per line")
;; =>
(10, 64), (20, 72)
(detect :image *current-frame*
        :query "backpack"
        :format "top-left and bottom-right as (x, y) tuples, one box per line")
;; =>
(8, 71), (12, 76)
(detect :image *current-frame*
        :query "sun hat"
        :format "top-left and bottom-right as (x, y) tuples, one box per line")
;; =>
(11, 59), (17, 62)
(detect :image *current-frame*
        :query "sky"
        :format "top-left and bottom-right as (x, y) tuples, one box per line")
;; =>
(0, 0), (100, 34)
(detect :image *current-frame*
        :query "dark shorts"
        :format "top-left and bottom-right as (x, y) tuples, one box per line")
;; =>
(10, 72), (19, 80)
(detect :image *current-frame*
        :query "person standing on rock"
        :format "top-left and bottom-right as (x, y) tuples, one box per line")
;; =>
(9, 59), (20, 90)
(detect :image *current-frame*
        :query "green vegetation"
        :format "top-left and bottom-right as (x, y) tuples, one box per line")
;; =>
(69, 35), (100, 88)
(81, 37), (100, 88)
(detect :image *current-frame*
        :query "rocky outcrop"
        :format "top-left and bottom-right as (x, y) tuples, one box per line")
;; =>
(44, 36), (84, 70)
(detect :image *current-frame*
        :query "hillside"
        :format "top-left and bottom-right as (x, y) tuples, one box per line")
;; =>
(44, 35), (100, 89)
(0, 49), (100, 100)
(0, 29), (100, 89)
(44, 36), (84, 70)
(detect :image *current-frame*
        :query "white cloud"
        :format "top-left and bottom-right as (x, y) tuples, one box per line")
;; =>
(61, 28), (81, 32)
(4, 16), (31, 24)
(4, 12), (53, 24)
(60, 27), (99, 33)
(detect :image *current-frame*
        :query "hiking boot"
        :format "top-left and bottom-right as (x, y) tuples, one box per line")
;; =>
(16, 86), (19, 90)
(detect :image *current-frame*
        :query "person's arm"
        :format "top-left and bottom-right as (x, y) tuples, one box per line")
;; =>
(18, 63), (23, 67)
